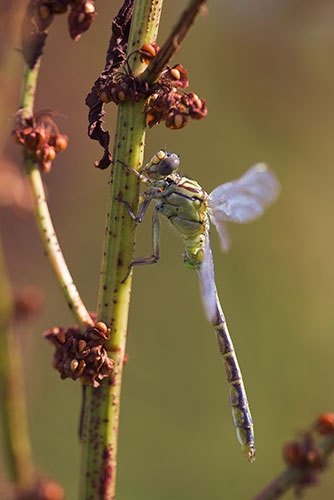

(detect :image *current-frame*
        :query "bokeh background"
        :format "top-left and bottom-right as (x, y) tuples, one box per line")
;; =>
(1, 0), (334, 498)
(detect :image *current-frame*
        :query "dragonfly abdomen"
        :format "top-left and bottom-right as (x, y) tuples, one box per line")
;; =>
(214, 309), (255, 462)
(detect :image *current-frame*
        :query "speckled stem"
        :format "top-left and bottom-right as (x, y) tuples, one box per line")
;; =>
(78, 1), (163, 498)
(141, 0), (207, 84)
(0, 240), (34, 487)
(252, 435), (334, 500)
(20, 64), (93, 329)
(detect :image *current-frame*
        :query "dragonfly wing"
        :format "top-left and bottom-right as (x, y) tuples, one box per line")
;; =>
(207, 163), (280, 224)
(209, 215), (231, 252)
(197, 228), (219, 324)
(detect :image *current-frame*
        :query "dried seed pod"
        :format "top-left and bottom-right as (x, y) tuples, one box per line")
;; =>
(139, 43), (160, 64)
(70, 359), (79, 372)
(68, 1), (96, 41)
(162, 64), (189, 88)
(78, 339), (87, 352)
(165, 106), (189, 130)
(188, 94), (207, 120)
(95, 321), (108, 333)
(57, 330), (66, 344)
(99, 90), (112, 103)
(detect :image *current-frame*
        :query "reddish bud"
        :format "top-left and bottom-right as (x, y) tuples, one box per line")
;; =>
(316, 413), (334, 435)
(54, 134), (68, 152)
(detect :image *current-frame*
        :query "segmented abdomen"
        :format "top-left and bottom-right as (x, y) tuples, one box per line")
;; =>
(214, 300), (255, 462)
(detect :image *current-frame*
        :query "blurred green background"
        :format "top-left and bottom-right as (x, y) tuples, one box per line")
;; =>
(1, 0), (334, 498)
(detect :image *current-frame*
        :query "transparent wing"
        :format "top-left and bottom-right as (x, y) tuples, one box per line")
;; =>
(207, 163), (280, 224)
(197, 228), (219, 324)
(209, 217), (231, 253)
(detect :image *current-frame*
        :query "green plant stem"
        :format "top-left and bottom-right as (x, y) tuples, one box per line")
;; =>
(0, 239), (34, 487)
(141, 0), (207, 84)
(79, 1), (163, 498)
(252, 435), (334, 500)
(20, 64), (93, 329)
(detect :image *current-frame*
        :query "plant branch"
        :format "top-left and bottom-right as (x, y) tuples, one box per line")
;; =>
(20, 64), (93, 329)
(252, 435), (334, 500)
(140, 0), (207, 84)
(0, 239), (34, 487)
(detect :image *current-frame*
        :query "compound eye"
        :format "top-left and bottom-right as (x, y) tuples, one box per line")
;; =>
(158, 154), (180, 176)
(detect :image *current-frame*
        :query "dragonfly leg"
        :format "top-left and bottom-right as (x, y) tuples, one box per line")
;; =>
(120, 210), (160, 283)
(116, 194), (152, 223)
(116, 159), (151, 185)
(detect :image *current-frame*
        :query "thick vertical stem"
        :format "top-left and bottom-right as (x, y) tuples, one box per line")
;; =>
(0, 241), (34, 487)
(79, 1), (163, 498)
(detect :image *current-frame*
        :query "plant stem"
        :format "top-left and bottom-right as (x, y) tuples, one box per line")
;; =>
(141, 0), (207, 84)
(79, 1), (163, 498)
(0, 239), (34, 487)
(252, 435), (334, 500)
(20, 63), (93, 329)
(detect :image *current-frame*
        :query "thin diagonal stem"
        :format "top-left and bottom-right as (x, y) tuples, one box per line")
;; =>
(140, 0), (207, 84)
(20, 64), (93, 329)
(252, 435), (334, 500)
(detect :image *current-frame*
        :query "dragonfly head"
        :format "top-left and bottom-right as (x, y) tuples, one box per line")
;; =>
(144, 150), (180, 180)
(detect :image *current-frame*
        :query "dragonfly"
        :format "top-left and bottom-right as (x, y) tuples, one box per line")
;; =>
(117, 150), (280, 462)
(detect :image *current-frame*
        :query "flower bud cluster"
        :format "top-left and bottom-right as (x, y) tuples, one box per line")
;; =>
(282, 413), (334, 495)
(12, 111), (67, 173)
(32, 0), (96, 41)
(98, 53), (207, 132)
(44, 321), (114, 387)
(145, 64), (207, 130)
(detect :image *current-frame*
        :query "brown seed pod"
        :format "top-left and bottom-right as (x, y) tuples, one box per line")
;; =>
(162, 64), (189, 88)
(165, 106), (189, 130)
(139, 43), (160, 64)
(68, 1), (96, 41)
